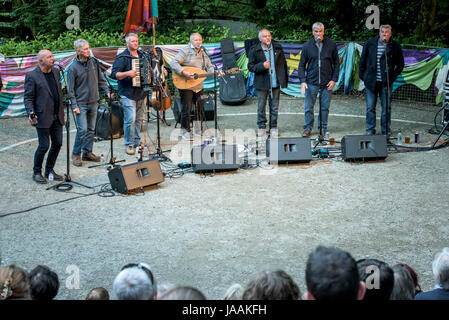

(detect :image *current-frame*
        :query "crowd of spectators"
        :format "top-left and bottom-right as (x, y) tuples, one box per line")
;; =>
(1, 246), (448, 300)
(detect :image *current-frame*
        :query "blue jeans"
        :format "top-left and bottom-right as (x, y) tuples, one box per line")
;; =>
(365, 82), (392, 135)
(303, 84), (332, 131)
(72, 103), (98, 155)
(256, 87), (280, 129)
(121, 95), (144, 147)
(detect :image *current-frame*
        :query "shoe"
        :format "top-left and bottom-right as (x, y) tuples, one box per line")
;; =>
(82, 152), (101, 162)
(302, 129), (311, 137)
(366, 130), (375, 135)
(72, 154), (82, 167)
(126, 146), (135, 155)
(44, 171), (64, 181)
(32, 173), (47, 184)
(182, 131), (193, 141)
(270, 128), (279, 138)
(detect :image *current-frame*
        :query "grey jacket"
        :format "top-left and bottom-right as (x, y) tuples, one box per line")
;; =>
(67, 57), (109, 109)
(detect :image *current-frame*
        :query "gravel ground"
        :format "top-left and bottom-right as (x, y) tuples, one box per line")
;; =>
(0, 94), (448, 300)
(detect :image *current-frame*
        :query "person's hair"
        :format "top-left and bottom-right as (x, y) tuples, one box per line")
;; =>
(258, 29), (270, 39)
(223, 283), (243, 300)
(159, 286), (206, 300)
(85, 287), (110, 300)
(112, 263), (157, 300)
(125, 33), (138, 43)
(242, 269), (300, 300)
(312, 22), (325, 31)
(0, 264), (29, 300)
(432, 247), (449, 289)
(28, 265), (59, 300)
(306, 246), (360, 300)
(390, 265), (415, 300)
(190, 33), (202, 42)
(357, 258), (394, 300)
(74, 39), (89, 51)
(395, 263), (422, 294)
(380, 24), (392, 32)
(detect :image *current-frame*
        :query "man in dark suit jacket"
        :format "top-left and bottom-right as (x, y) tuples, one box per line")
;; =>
(248, 29), (288, 138)
(359, 25), (404, 137)
(415, 247), (449, 300)
(24, 50), (65, 184)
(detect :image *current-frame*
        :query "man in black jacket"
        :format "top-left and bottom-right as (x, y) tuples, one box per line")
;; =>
(24, 50), (65, 184)
(248, 29), (288, 138)
(359, 25), (404, 136)
(298, 22), (339, 138)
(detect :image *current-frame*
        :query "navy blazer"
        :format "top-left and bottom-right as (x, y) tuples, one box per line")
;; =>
(359, 35), (404, 92)
(414, 288), (449, 300)
(247, 40), (288, 91)
(24, 66), (64, 129)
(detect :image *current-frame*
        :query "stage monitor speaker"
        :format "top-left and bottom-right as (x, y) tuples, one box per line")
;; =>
(108, 159), (164, 193)
(266, 137), (312, 163)
(341, 135), (388, 161)
(191, 144), (239, 172)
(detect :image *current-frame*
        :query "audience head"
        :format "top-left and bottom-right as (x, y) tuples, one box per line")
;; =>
(223, 283), (243, 300)
(159, 286), (206, 300)
(0, 264), (29, 300)
(242, 269), (300, 300)
(306, 246), (365, 300)
(395, 263), (421, 294)
(432, 247), (449, 289)
(357, 258), (394, 300)
(156, 283), (176, 299)
(390, 264), (415, 300)
(28, 265), (59, 300)
(85, 287), (110, 300)
(113, 263), (157, 300)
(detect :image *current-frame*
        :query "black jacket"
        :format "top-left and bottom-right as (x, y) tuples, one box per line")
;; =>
(111, 48), (143, 101)
(359, 35), (404, 92)
(298, 36), (339, 86)
(247, 40), (288, 90)
(24, 66), (64, 129)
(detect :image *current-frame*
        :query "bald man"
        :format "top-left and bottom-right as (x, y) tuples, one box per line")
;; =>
(24, 49), (65, 184)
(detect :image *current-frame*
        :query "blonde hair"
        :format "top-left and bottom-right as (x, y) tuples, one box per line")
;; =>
(0, 264), (29, 300)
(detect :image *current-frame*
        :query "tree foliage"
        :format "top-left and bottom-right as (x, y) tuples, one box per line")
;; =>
(1, 0), (448, 48)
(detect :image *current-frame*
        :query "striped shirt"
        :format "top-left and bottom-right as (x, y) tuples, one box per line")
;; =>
(376, 40), (386, 81)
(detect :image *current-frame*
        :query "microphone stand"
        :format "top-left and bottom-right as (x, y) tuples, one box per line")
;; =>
(202, 46), (220, 140)
(314, 37), (325, 148)
(267, 42), (273, 136)
(48, 63), (92, 190)
(88, 67), (125, 168)
(384, 38), (391, 144)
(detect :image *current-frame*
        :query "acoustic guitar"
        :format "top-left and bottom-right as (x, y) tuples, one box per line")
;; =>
(172, 66), (239, 90)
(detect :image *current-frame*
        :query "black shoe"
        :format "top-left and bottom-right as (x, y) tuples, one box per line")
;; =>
(32, 173), (47, 184)
(45, 171), (64, 181)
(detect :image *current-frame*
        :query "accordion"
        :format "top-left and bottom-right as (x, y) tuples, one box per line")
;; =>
(131, 47), (165, 90)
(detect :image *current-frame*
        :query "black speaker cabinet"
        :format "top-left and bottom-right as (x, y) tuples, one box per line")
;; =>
(191, 144), (239, 172)
(108, 159), (164, 193)
(266, 137), (312, 163)
(341, 135), (388, 161)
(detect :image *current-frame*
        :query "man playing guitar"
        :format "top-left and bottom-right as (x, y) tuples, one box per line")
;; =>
(170, 33), (224, 140)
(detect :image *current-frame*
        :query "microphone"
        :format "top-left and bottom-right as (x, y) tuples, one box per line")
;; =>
(382, 36), (386, 44)
(316, 36), (321, 43)
(266, 41), (271, 49)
